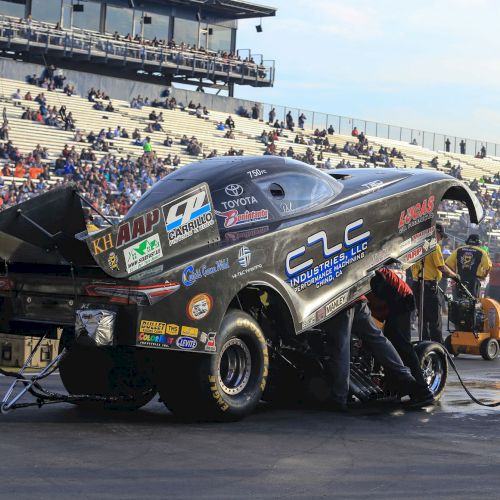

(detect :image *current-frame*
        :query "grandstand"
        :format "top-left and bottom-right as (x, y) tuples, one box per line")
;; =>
(0, 1), (497, 252)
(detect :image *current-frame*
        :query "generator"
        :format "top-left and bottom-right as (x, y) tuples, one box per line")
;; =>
(445, 297), (500, 360)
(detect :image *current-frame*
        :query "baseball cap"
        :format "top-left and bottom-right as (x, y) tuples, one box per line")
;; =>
(435, 223), (448, 238)
(466, 234), (480, 245)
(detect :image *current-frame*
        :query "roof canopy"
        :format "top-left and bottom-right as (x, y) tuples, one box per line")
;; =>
(156, 0), (276, 19)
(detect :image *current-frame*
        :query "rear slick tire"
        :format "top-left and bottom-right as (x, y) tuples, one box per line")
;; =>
(414, 341), (448, 400)
(59, 345), (156, 411)
(158, 310), (268, 422)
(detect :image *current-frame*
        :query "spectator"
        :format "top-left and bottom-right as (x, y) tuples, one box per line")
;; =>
(268, 107), (276, 124)
(225, 116), (235, 130)
(459, 139), (466, 154)
(143, 137), (152, 154)
(351, 126), (359, 137)
(298, 113), (306, 129)
(328, 124), (335, 135)
(445, 138), (451, 152)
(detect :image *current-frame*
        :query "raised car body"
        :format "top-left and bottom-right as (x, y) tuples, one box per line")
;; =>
(0, 156), (483, 354)
(0, 156), (484, 420)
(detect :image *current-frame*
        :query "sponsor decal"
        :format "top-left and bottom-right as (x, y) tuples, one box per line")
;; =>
(232, 246), (262, 278)
(361, 180), (384, 193)
(403, 236), (436, 263)
(107, 251), (119, 271)
(124, 234), (163, 273)
(224, 184), (244, 197)
(325, 292), (348, 317)
(163, 185), (215, 246)
(286, 219), (370, 293)
(279, 201), (293, 213)
(140, 320), (166, 334)
(182, 258), (230, 286)
(216, 208), (269, 228)
(220, 196), (258, 210)
(398, 196), (434, 233)
(225, 226), (269, 242)
(116, 209), (160, 248)
(176, 336), (198, 350)
(199, 332), (208, 344)
(238, 246), (252, 268)
(316, 307), (326, 322)
(138, 332), (168, 345)
(181, 325), (199, 337)
(246, 168), (267, 179)
(302, 314), (316, 330)
(90, 233), (113, 255)
(400, 227), (435, 252)
(186, 293), (213, 321)
(402, 246), (423, 263)
(166, 324), (180, 335)
(205, 332), (216, 352)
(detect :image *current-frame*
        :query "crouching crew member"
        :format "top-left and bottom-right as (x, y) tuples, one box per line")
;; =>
(411, 223), (459, 344)
(367, 267), (428, 390)
(323, 297), (434, 411)
(445, 234), (492, 298)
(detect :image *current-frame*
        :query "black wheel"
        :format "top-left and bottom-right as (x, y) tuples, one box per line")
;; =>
(444, 335), (458, 357)
(414, 341), (448, 400)
(479, 338), (499, 361)
(59, 345), (156, 410)
(158, 310), (268, 421)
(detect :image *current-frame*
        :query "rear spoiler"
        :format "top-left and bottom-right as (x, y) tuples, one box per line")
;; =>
(0, 185), (94, 266)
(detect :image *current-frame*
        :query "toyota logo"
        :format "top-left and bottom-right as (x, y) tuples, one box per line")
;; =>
(225, 184), (244, 197)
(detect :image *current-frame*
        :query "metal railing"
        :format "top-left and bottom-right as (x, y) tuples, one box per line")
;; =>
(259, 105), (500, 159)
(0, 16), (274, 87)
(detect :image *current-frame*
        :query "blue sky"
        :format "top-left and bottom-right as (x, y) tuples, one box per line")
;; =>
(235, 0), (500, 145)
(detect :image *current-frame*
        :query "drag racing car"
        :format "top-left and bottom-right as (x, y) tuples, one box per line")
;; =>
(0, 156), (484, 420)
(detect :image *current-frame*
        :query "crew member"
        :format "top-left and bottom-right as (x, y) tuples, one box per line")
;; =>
(411, 223), (459, 344)
(323, 297), (434, 411)
(367, 267), (428, 390)
(486, 253), (500, 301)
(445, 234), (492, 298)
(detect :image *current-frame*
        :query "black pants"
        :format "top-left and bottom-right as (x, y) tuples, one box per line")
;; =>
(324, 301), (413, 404)
(414, 281), (444, 344)
(383, 312), (427, 388)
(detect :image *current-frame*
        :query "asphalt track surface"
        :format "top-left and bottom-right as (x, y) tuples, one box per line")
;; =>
(0, 356), (499, 499)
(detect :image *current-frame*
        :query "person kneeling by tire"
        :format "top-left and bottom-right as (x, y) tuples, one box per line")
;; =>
(367, 267), (431, 396)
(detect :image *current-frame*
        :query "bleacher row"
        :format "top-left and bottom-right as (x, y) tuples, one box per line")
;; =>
(0, 75), (498, 248)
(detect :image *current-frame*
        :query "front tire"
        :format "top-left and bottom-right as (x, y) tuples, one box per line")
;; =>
(158, 310), (268, 421)
(414, 341), (448, 400)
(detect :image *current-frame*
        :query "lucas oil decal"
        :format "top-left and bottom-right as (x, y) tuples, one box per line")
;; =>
(398, 196), (434, 233)
(163, 185), (215, 246)
(285, 219), (370, 293)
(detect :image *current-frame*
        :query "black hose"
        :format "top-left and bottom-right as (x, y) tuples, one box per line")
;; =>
(445, 350), (500, 408)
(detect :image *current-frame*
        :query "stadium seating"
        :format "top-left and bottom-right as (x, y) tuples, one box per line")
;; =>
(0, 75), (498, 250)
